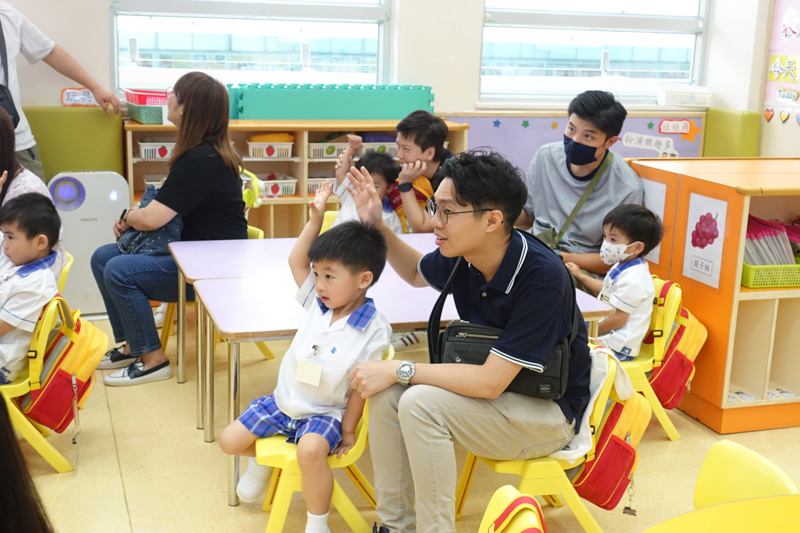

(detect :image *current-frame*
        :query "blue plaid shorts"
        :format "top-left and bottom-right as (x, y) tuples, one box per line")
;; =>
(238, 394), (342, 454)
(612, 349), (636, 362)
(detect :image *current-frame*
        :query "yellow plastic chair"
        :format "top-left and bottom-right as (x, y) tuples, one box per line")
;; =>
(620, 276), (683, 441)
(160, 226), (273, 360)
(455, 352), (619, 533)
(479, 485), (547, 533)
(58, 251), (74, 294)
(0, 298), (73, 472)
(255, 346), (395, 533)
(693, 440), (799, 509)
(319, 210), (338, 235)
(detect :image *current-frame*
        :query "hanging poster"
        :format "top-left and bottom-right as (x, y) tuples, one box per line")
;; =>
(682, 193), (728, 289)
(641, 179), (667, 264)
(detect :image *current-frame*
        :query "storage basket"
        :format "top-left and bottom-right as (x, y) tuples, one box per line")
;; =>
(127, 102), (163, 125)
(124, 89), (168, 106)
(247, 142), (293, 159)
(260, 177), (297, 197)
(741, 263), (800, 288)
(360, 142), (397, 158)
(309, 143), (348, 159)
(308, 177), (335, 194)
(139, 139), (175, 160)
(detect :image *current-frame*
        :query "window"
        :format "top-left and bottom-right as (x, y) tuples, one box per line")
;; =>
(112, 1), (391, 90)
(481, 1), (709, 103)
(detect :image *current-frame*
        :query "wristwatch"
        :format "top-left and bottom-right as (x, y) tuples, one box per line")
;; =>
(397, 181), (414, 193)
(396, 360), (415, 385)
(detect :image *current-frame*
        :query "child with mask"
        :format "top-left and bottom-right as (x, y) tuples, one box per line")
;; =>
(565, 204), (663, 361)
(516, 90), (644, 283)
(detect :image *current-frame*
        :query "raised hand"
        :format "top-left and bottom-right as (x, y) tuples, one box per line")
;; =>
(308, 180), (332, 223)
(346, 133), (363, 151)
(345, 166), (382, 227)
(398, 160), (428, 185)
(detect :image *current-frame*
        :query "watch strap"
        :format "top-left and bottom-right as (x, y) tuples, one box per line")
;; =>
(397, 181), (414, 193)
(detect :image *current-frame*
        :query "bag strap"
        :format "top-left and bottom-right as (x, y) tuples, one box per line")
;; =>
(427, 256), (463, 362)
(489, 494), (545, 533)
(27, 296), (76, 390)
(0, 21), (9, 86)
(554, 151), (615, 245)
(426, 241), (582, 365)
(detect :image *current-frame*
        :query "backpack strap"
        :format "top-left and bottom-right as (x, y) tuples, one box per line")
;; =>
(27, 296), (76, 390)
(488, 494), (546, 533)
(553, 151), (615, 245)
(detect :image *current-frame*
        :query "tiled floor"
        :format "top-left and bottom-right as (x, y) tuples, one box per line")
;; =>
(25, 317), (800, 533)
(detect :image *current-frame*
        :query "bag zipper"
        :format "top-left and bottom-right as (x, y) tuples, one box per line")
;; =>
(455, 331), (499, 340)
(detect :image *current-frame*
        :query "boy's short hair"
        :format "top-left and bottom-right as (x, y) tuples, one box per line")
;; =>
(436, 150), (526, 233)
(357, 152), (398, 185)
(396, 110), (448, 162)
(309, 221), (387, 286)
(603, 204), (663, 257)
(0, 193), (60, 250)
(567, 90), (628, 139)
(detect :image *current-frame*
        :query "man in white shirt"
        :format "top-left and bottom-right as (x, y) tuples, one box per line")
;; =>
(0, 2), (120, 180)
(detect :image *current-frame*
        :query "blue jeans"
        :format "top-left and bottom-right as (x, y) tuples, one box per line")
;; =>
(91, 244), (194, 357)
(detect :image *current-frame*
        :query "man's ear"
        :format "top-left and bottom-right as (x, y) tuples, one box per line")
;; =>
(421, 145), (436, 162)
(35, 234), (49, 251)
(484, 209), (505, 234)
(359, 270), (374, 289)
(604, 135), (619, 149)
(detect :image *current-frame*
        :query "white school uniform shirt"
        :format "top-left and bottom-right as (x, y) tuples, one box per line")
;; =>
(597, 258), (655, 359)
(0, 2), (56, 152)
(331, 179), (403, 234)
(0, 251), (58, 384)
(272, 274), (392, 422)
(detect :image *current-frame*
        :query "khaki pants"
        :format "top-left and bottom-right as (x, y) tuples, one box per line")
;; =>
(369, 384), (575, 533)
(16, 144), (46, 181)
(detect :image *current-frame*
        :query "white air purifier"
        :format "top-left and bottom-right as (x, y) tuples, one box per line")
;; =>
(49, 172), (129, 315)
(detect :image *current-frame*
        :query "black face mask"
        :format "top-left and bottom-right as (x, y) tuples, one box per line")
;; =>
(563, 134), (599, 166)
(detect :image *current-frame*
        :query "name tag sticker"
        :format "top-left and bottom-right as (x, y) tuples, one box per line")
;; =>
(295, 360), (322, 387)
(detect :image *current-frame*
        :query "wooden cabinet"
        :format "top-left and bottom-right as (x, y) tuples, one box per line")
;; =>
(124, 119), (469, 238)
(632, 158), (800, 434)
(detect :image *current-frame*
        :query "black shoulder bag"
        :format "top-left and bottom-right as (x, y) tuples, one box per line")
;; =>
(0, 21), (20, 128)
(426, 256), (580, 400)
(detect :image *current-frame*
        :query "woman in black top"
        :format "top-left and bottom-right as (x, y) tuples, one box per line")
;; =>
(91, 72), (247, 387)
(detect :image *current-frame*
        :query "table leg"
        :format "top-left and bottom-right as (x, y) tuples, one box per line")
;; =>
(177, 273), (187, 384)
(228, 341), (241, 506)
(203, 311), (215, 443)
(588, 320), (599, 338)
(195, 298), (205, 430)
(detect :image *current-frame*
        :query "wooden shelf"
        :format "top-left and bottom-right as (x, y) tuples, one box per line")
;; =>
(738, 286), (800, 300)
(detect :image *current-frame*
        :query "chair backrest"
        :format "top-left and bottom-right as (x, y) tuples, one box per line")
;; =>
(694, 440), (800, 508)
(639, 276), (682, 365)
(58, 251), (74, 294)
(319, 211), (339, 235)
(246, 225), (264, 240)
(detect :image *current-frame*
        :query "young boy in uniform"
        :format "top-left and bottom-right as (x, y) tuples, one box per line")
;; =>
(219, 183), (391, 533)
(0, 193), (59, 383)
(566, 204), (663, 361)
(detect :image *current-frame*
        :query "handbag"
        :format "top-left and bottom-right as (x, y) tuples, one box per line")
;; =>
(117, 184), (182, 255)
(426, 256), (580, 400)
(0, 21), (20, 128)
(534, 152), (614, 251)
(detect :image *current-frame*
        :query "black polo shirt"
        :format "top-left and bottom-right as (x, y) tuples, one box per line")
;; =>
(419, 229), (591, 426)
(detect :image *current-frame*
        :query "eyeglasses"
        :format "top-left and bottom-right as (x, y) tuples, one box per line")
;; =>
(425, 198), (490, 224)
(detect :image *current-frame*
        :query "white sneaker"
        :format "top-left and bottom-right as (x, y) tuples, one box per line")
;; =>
(391, 331), (426, 351)
(237, 457), (272, 503)
(103, 359), (172, 387)
(154, 303), (168, 328)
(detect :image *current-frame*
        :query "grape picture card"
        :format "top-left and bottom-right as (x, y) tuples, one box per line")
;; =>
(682, 193), (728, 289)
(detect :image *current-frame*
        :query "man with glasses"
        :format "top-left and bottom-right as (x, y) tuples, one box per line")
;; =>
(346, 150), (591, 533)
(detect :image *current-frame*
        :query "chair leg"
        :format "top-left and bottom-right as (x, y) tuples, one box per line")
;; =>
(331, 479), (371, 533)
(542, 494), (564, 507)
(343, 464), (376, 509)
(160, 302), (177, 352)
(455, 453), (479, 520)
(629, 368), (681, 441)
(6, 398), (73, 473)
(255, 341), (275, 360)
(263, 467), (281, 512)
(264, 471), (299, 533)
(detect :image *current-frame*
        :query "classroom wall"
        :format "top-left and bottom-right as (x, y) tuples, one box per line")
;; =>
(12, 0), (775, 120)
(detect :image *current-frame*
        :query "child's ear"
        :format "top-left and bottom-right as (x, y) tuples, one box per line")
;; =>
(35, 234), (49, 251)
(631, 241), (645, 256)
(359, 270), (374, 289)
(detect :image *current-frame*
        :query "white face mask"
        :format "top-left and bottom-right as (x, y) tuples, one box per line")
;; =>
(600, 240), (640, 265)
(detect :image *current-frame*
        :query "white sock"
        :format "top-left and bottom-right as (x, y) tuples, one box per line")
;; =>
(305, 511), (330, 533)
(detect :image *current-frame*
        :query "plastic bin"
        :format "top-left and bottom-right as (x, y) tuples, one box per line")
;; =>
(309, 143), (348, 159)
(247, 172), (297, 197)
(128, 102), (163, 125)
(308, 178), (335, 194)
(124, 89), (168, 106)
(139, 139), (175, 160)
(741, 263), (800, 288)
(247, 142), (293, 159)
(360, 142), (397, 158)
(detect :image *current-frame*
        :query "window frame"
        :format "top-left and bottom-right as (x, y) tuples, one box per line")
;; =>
(108, 0), (393, 90)
(479, 2), (712, 105)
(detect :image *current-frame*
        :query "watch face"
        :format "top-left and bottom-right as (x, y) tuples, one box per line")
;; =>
(398, 361), (414, 379)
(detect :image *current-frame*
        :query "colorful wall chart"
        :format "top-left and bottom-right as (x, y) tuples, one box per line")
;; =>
(764, 0), (800, 125)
